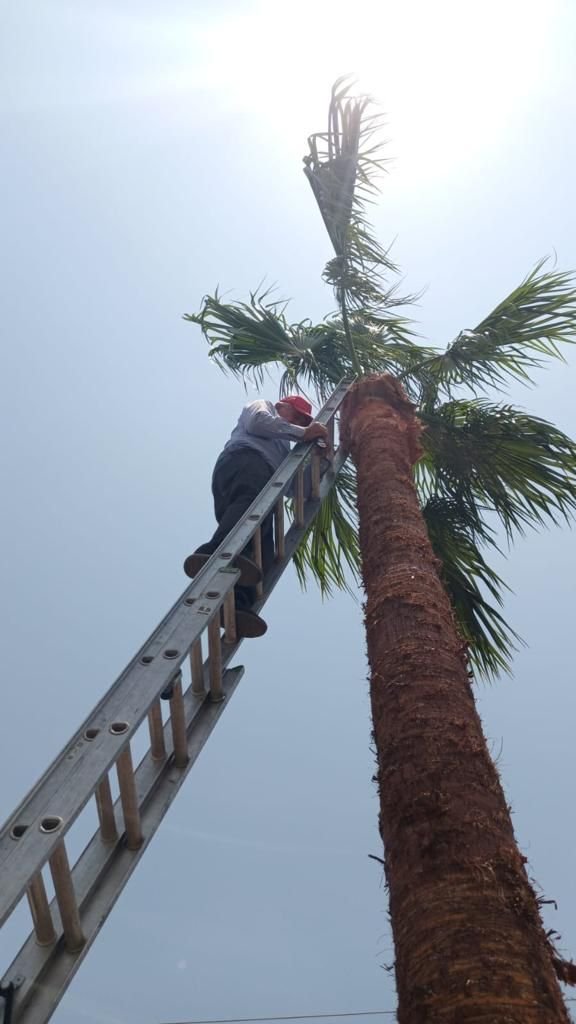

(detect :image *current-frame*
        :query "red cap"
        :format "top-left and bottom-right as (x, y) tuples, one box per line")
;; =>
(278, 395), (314, 423)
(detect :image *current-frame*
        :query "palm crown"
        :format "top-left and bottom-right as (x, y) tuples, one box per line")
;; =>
(185, 78), (576, 679)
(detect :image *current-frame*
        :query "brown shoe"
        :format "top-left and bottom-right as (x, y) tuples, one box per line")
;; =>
(234, 609), (268, 638)
(183, 552), (262, 587)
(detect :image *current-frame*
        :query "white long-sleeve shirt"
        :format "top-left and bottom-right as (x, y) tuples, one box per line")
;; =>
(221, 400), (307, 471)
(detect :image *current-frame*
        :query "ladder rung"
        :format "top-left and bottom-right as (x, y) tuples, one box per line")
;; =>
(252, 526), (264, 598)
(208, 617), (224, 703)
(26, 873), (55, 948)
(223, 592), (237, 645)
(48, 842), (84, 954)
(274, 499), (285, 559)
(147, 701), (167, 762)
(294, 467), (305, 525)
(116, 745), (142, 852)
(190, 639), (205, 696)
(169, 673), (189, 769)
(95, 775), (118, 845)
(311, 451), (322, 499)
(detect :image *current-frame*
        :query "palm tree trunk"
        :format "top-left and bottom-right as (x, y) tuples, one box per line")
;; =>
(341, 375), (571, 1023)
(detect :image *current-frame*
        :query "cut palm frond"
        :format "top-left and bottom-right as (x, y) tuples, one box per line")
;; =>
(303, 77), (403, 374)
(303, 77), (387, 262)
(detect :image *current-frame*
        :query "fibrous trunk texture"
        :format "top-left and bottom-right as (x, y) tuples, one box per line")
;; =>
(341, 375), (571, 1024)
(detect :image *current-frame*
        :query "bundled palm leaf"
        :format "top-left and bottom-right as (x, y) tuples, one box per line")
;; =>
(185, 80), (576, 679)
(302, 76), (411, 373)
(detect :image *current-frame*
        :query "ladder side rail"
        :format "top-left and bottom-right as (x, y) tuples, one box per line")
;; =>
(3, 445), (348, 1024)
(0, 568), (237, 926)
(5, 666), (245, 1024)
(0, 572), (237, 864)
(0, 383), (348, 916)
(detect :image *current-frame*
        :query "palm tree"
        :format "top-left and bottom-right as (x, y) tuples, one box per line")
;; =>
(186, 81), (576, 1021)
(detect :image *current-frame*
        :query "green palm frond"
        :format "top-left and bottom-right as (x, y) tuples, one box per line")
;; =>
(184, 289), (299, 388)
(186, 289), (429, 400)
(417, 261), (576, 394)
(292, 462), (361, 595)
(421, 400), (576, 540)
(422, 496), (523, 678)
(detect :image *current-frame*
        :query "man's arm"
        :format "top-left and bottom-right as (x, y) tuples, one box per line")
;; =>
(243, 401), (330, 444)
(243, 401), (306, 441)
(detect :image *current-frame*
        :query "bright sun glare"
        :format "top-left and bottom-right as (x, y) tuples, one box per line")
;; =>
(163, 0), (552, 183)
(71, 0), (557, 186)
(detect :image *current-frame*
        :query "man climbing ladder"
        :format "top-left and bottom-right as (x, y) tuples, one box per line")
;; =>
(183, 396), (329, 637)
(0, 380), (349, 1024)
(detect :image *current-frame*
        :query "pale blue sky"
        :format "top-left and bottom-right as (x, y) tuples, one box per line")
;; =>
(1, 1), (576, 1021)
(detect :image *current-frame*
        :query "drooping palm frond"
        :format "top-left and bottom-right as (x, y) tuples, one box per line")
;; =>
(422, 496), (523, 678)
(420, 400), (576, 541)
(292, 462), (361, 596)
(414, 261), (576, 395)
(292, 451), (523, 676)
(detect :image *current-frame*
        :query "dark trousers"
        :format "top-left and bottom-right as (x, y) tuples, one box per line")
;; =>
(196, 449), (275, 610)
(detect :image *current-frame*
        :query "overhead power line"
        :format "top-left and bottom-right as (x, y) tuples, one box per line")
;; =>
(160, 1000), (576, 1024)
(160, 1013), (395, 1024)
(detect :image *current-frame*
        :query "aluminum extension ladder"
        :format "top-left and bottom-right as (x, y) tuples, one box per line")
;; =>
(0, 381), (350, 1024)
